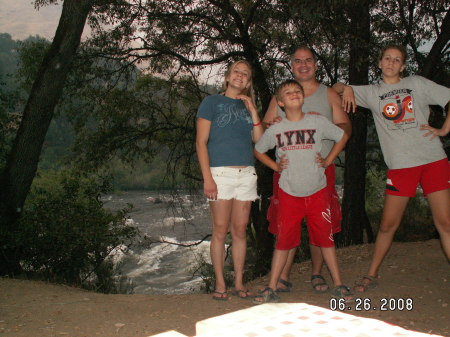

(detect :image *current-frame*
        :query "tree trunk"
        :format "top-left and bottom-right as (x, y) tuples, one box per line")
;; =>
(0, 0), (92, 274)
(248, 56), (276, 276)
(337, 0), (373, 246)
(420, 8), (450, 84)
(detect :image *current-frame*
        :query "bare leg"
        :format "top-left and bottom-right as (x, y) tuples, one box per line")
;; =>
(229, 199), (252, 293)
(310, 244), (329, 292)
(355, 194), (409, 291)
(310, 244), (324, 275)
(209, 200), (232, 296)
(427, 189), (450, 261)
(321, 246), (342, 286)
(253, 248), (289, 304)
(268, 249), (290, 290)
(367, 195), (410, 277)
(322, 246), (353, 300)
(277, 248), (296, 288)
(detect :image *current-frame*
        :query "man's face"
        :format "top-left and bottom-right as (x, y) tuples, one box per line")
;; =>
(291, 49), (317, 82)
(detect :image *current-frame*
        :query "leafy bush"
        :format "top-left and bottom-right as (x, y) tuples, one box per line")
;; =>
(16, 169), (137, 292)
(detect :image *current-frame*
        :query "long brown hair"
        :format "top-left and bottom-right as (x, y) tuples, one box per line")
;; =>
(223, 60), (256, 106)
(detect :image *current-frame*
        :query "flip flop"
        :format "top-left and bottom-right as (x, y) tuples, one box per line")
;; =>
(212, 290), (228, 301)
(276, 279), (292, 293)
(354, 276), (378, 293)
(311, 274), (329, 293)
(253, 287), (280, 305)
(232, 289), (254, 299)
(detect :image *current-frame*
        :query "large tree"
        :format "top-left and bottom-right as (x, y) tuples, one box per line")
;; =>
(0, 0), (93, 274)
(339, 0), (373, 246)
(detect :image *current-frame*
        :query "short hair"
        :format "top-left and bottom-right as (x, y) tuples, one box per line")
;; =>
(275, 79), (305, 101)
(290, 45), (317, 63)
(379, 44), (408, 64)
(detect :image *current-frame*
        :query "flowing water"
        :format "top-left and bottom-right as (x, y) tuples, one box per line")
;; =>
(103, 191), (213, 295)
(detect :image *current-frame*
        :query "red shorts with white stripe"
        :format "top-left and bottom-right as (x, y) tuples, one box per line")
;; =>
(385, 158), (449, 197)
(275, 187), (335, 250)
(267, 164), (341, 235)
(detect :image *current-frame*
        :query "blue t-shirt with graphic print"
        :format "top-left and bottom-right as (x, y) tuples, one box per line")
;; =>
(197, 94), (254, 167)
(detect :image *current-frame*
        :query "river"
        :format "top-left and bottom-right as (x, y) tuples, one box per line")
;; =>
(103, 190), (213, 295)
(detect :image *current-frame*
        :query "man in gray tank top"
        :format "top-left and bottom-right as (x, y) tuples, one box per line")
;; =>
(263, 46), (352, 294)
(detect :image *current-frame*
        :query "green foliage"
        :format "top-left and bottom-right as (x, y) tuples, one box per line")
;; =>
(365, 169), (385, 227)
(16, 36), (50, 91)
(14, 169), (137, 292)
(0, 33), (19, 83)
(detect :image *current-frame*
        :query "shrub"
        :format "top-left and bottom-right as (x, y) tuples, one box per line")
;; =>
(16, 169), (137, 292)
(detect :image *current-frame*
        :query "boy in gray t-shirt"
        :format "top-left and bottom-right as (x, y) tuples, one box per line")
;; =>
(253, 80), (352, 304)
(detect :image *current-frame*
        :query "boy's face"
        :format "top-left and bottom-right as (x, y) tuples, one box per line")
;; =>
(277, 84), (304, 110)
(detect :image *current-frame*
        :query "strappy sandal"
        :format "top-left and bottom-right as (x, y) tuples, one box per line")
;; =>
(276, 279), (293, 293)
(311, 275), (329, 293)
(253, 287), (280, 305)
(331, 285), (354, 302)
(354, 276), (378, 292)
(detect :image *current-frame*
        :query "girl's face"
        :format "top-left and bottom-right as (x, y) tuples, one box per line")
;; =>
(379, 48), (405, 79)
(226, 62), (251, 91)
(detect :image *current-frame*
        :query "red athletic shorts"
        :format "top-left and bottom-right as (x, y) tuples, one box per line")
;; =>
(275, 187), (334, 250)
(267, 164), (341, 235)
(385, 158), (450, 197)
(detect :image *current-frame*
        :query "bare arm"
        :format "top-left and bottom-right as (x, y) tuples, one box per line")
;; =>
(237, 94), (264, 142)
(327, 88), (352, 137)
(254, 149), (283, 172)
(195, 118), (217, 199)
(332, 82), (356, 113)
(262, 96), (280, 127)
(318, 131), (350, 168)
(420, 101), (450, 140)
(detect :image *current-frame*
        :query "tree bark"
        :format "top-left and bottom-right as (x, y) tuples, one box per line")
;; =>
(337, 0), (373, 246)
(420, 8), (450, 84)
(0, 0), (92, 274)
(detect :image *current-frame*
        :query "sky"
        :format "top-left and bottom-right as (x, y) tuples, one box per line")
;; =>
(0, 1), (67, 40)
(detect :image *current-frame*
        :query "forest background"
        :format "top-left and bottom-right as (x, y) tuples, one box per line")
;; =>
(0, 0), (449, 293)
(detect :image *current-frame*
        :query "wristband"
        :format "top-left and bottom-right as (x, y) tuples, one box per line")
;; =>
(253, 121), (262, 127)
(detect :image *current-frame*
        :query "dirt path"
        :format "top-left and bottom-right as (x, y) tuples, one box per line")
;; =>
(1, 239), (449, 337)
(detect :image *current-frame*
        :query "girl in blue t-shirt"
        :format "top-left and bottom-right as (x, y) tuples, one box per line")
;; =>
(196, 60), (264, 300)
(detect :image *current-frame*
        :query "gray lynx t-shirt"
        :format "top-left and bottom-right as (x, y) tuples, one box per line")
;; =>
(255, 114), (344, 197)
(277, 84), (334, 158)
(351, 75), (450, 169)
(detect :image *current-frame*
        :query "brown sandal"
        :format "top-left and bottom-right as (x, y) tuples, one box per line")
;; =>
(354, 276), (378, 292)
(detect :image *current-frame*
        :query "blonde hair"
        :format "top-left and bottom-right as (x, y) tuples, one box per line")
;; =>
(223, 60), (256, 105)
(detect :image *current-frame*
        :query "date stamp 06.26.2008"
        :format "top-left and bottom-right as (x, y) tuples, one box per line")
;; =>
(329, 297), (414, 311)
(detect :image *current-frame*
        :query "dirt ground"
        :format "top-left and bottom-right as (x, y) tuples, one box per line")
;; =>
(0, 239), (449, 337)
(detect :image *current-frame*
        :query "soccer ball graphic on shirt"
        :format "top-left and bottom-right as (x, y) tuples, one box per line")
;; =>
(382, 103), (399, 120)
(402, 96), (413, 113)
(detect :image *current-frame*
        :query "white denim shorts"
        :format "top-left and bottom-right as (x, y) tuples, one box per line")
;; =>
(209, 166), (258, 201)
